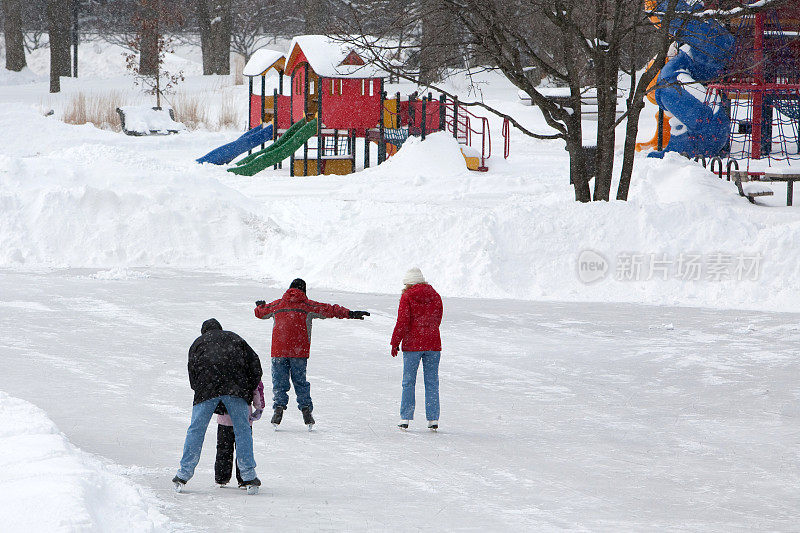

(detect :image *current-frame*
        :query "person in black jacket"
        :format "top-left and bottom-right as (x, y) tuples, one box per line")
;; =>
(173, 318), (263, 494)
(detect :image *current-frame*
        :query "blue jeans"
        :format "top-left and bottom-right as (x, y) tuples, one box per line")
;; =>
(177, 395), (256, 482)
(401, 351), (440, 421)
(272, 357), (313, 411)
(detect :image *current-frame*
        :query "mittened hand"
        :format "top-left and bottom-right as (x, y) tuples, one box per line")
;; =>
(255, 300), (266, 307)
(249, 409), (263, 422)
(349, 310), (370, 319)
(391, 346), (399, 357)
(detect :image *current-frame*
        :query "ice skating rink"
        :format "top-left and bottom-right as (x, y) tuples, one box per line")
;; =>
(1, 270), (797, 531)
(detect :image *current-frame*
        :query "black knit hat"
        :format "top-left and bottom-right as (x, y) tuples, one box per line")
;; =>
(290, 278), (306, 294)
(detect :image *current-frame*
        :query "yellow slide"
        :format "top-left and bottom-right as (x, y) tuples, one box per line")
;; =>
(635, 56), (673, 152)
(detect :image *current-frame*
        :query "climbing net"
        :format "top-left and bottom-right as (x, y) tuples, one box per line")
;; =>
(710, 86), (800, 163)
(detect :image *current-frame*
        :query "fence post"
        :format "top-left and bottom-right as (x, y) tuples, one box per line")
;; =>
(421, 96), (427, 140)
(261, 75), (266, 149)
(273, 89), (279, 170)
(247, 76), (253, 155)
(453, 96), (459, 139)
(379, 88), (387, 164)
(439, 93), (446, 131)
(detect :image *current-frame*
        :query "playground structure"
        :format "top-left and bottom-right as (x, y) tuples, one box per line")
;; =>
(198, 35), (504, 176)
(639, 0), (800, 168)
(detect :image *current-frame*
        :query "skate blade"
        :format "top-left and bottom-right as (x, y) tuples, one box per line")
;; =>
(246, 485), (259, 495)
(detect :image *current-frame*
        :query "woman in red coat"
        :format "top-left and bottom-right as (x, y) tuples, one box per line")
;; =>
(390, 268), (443, 430)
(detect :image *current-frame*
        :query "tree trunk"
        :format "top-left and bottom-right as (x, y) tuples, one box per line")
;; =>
(592, 51), (619, 202)
(566, 113), (591, 202)
(197, 0), (232, 75)
(47, 0), (72, 92)
(2, 0), (26, 71)
(419, 0), (460, 85)
(139, 0), (159, 77)
(617, 98), (646, 200)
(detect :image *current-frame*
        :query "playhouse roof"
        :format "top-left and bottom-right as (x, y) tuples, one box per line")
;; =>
(243, 49), (286, 77)
(285, 35), (388, 79)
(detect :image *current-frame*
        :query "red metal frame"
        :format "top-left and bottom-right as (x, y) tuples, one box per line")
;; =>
(443, 99), (491, 171)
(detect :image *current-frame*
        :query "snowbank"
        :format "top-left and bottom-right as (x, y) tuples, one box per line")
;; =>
(2, 102), (800, 311)
(0, 105), (269, 269)
(0, 391), (168, 532)
(0, 67), (44, 86)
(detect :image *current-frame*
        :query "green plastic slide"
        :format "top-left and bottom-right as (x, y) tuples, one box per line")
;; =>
(228, 118), (319, 176)
(234, 118), (308, 167)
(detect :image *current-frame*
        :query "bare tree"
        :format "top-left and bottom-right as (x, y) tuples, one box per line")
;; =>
(197, 0), (232, 74)
(334, 0), (787, 202)
(2, 0), (27, 71)
(230, 0), (276, 62)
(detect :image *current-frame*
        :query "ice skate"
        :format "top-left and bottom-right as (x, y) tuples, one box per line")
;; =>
(427, 420), (439, 431)
(242, 477), (261, 495)
(302, 407), (315, 431)
(398, 420), (410, 430)
(172, 475), (187, 493)
(271, 406), (285, 429)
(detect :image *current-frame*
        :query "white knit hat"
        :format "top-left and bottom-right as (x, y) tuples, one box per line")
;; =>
(403, 267), (426, 286)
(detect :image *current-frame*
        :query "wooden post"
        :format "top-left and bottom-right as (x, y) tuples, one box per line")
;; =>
(260, 75), (266, 149)
(378, 84), (387, 164)
(289, 71), (295, 177)
(439, 93), (445, 131)
(395, 91), (401, 128)
(273, 88), (279, 170)
(364, 135), (370, 168)
(657, 108), (664, 151)
(303, 63), (309, 176)
(278, 69), (284, 95)
(317, 76), (323, 176)
(247, 76), (253, 155)
(351, 129), (356, 172)
(421, 96), (427, 140)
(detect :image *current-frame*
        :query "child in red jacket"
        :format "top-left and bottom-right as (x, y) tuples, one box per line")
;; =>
(255, 278), (369, 429)
(390, 268), (443, 430)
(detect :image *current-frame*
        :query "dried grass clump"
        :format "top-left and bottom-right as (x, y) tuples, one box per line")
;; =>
(217, 92), (239, 130)
(171, 93), (209, 130)
(63, 91), (125, 131)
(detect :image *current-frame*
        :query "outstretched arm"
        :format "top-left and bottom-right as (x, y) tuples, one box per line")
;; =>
(308, 300), (351, 319)
(255, 299), (280, 319)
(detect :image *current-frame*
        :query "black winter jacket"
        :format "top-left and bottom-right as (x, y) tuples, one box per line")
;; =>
(188, 319), (263, 405)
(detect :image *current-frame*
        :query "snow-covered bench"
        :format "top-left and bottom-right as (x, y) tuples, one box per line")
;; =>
(116, 106), (186, 136)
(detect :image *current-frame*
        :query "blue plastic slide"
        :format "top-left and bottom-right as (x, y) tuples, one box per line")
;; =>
(648, 0), (734, 159)
(196, 123), (275, 165)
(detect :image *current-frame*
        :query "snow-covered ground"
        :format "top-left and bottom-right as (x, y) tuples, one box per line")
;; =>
(1, 390), (168, 531)
(1, 270), (798, 531)
(2, 38), (800, 531)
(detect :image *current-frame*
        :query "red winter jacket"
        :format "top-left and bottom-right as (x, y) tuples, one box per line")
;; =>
(390, 283), (443, 352)
(255, 288), (350, 358)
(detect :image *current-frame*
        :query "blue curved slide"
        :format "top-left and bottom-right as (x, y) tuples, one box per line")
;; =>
(649, 0), (734, 159)
(197, 123), (275, 165)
